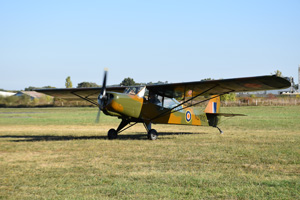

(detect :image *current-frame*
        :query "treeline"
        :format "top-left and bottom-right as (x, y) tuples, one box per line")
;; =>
(0, 77), (170, 107)
(120, 77), (168, 86)
(25, 86), (56, 91)
(24, 77), (168, 91)
(1, 92), (299, 108)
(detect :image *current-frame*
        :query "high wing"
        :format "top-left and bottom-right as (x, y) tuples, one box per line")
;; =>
(36, 75), (290, 103)
(35, 86), (125, 101)
(146, 75), (291, 99)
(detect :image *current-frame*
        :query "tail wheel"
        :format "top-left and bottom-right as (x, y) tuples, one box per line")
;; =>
(148, 129), (158, 140)
(108, 129), (118, 140)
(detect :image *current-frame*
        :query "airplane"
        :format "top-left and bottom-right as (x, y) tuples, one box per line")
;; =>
(36, 70), (291, 140)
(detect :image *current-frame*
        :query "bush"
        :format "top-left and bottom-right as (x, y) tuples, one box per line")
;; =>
(239, 97), (253, 104)
(267, 93), (276, 99)
(0, 94), (54, 107)
(221, 93), (236, 101)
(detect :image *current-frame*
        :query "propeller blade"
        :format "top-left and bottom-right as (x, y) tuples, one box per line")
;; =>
(95, 108), (101, 123)
(96, 68), (109, 123)
(100, 69), (108, 97)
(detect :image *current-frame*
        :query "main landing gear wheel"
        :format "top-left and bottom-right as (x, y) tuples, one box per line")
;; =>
(108, 129), (118, 140)
(148, 129), (158, 140)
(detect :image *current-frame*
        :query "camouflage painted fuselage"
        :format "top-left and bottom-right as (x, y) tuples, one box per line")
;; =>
(103, 92), (220, 127)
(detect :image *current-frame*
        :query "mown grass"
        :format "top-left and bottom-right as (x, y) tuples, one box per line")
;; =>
(0, 106), (299, 199)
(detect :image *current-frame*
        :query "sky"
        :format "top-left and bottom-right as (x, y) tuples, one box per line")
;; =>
(1, 0), (300, 90)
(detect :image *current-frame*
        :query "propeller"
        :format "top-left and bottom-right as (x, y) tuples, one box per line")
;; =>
(95, 69), (108, 123)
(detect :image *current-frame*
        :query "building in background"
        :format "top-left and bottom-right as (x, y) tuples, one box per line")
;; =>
(0, 91), (16, 97)
(14, 91), (46, 100)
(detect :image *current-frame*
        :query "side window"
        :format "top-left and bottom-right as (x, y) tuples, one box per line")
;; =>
(149, 93), (162, 106)
(148, 93), (182, 111)
(163, 97), (182, 111)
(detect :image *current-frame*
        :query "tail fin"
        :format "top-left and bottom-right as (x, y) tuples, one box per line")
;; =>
(205, 95), (221, 127)
(205, 95), (245, 128)
(204, 95), (220, 114)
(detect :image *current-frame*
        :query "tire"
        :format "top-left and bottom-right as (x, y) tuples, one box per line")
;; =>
(108, 129), (118, 140)
(148, 129), (158, 140)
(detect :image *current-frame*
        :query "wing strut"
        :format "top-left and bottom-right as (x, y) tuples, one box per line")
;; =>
(116, 121), (139, 134)
(173, 91), (233, 112)
(150, 85), (234, 122)
(71, 91), (99, 107)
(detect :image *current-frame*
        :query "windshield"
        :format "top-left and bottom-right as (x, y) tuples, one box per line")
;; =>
(124, 86), (145, 95)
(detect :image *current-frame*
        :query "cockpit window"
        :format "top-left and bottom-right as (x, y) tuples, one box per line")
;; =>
(148, 92), (183, 111)
(164, 98), (182, 111)
(149, 94), (162, 106)
(163, 98), (179, 109)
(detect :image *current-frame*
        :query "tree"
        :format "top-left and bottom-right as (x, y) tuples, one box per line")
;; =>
(220, 93), (236, 101)
(65, 76), (73, 88)
(25, 86), (56, 91)
(146, 81), (168, 85)
(156, 81), (168, 85)
(43, 86), (56, 89)
(25, 86), (37, 91)
(120, 77), (136, 86)
(201, 78), (213, 81)
(273, 70), (282, 77)
(77, 82), (100, 88)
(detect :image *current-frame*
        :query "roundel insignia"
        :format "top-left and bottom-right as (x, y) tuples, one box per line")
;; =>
(185, 110), (192, 123)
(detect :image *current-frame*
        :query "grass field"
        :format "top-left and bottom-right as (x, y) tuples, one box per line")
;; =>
(0, 106), (299, 199)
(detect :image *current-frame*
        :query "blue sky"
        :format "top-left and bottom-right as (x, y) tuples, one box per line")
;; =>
(1, 0), (299, 90)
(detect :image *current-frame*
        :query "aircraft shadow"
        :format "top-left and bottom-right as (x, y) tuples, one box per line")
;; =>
(0, 132), (207, 142)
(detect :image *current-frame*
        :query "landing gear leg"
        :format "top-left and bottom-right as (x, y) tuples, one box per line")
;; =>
(216, 126), (223, 134)
(107, 119), (130, 140)
(143, 122), (158, 140)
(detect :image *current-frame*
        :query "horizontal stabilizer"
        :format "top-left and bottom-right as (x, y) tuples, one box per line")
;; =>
(206, 113), (246, 117)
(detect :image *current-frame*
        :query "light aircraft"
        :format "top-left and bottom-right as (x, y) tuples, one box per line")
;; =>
(36, 71), (291, 140)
